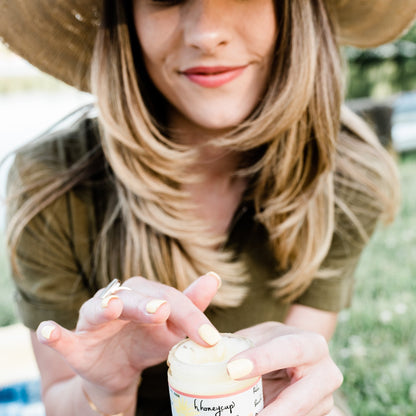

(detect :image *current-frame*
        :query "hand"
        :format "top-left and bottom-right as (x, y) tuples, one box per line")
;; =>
(36, 272), (221, 398)
(228, 322), (343, 416)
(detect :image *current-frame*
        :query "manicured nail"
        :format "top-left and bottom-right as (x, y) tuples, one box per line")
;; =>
(198, 324), (221, 346)
(114, 286), (132, 294)
(227, 359), (254, 379)
(206, 271), (222, 288)
(146, 299), (167, 314)
(41, 325), (55, 340)
(101, 295), (118, 308)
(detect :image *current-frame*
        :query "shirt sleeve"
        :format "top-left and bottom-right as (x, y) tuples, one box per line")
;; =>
(11, 191), (93, 330)
(7, 130), (97, 330)
(293, 241), (361, 312)
(294, 185), (380, 312)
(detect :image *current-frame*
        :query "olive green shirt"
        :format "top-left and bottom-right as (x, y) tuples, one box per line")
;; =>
(8, 113), (377, 414)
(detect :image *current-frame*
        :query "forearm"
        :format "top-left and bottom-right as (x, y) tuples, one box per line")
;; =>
(43, 375), (138, 416)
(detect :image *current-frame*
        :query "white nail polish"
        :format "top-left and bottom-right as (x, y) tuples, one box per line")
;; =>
(198, 324), (221, 346)
(206, 271), (222, 288)
(101, 295), (118, 308)
(41, 325), (55, 340)
(227, 358), (254, 379)
(146, 299), (167, 314)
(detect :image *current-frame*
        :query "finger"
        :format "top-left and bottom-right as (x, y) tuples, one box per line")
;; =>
(77, 289), (171, 331)
(119, 275), (221, 347)
(260, 374), (338, 416)
(166, 288), (221, 347)
(124, 272), (220, 312)
(37, 321), (80, 358)
(113, 288), (171, 323)
(227, 332), (330, 379)
(76, 293), (124, 331)
(235, 322), (301, 346)
(304, 394), (335, 416)
(183, 271), (221, 311)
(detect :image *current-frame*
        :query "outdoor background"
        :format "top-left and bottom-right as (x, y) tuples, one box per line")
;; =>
(1, 23), (416, 415)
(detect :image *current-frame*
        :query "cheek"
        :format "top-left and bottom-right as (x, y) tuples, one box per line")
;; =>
(134, 19), (158, 63)
(246, 3), (277, 58)
(133, 7), (180, 66)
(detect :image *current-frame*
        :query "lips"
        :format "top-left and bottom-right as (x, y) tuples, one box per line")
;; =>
(182, 65), (247, 88)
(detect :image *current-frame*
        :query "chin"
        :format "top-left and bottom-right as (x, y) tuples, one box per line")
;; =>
(190, 110), (251, 132)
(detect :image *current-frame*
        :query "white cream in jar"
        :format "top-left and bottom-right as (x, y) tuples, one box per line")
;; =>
(167, 333), (263, 416)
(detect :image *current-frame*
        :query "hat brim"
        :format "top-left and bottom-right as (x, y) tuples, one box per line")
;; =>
(0, 0), (99, 91)
(1, 0), (415, 91)
(330, 0), (416, 48)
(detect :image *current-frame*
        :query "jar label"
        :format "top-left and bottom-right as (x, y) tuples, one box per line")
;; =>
(169, 378), (263, 416)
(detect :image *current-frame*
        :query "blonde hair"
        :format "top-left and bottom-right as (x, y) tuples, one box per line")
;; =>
(7, 0), (399, 306)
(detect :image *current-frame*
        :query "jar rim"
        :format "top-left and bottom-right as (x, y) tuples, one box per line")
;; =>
(167, 333), (252, 368)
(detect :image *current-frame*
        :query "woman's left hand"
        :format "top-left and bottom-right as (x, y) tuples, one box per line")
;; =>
(228, 322), (343, 416)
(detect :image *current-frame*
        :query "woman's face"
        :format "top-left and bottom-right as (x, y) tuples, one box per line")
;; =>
(133, 0), (277, 131)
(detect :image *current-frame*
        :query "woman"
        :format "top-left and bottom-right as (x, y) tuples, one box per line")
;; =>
(1, 0), (413, 415)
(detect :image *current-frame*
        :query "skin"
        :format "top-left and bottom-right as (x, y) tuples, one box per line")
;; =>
(134, 0), (277, 131)
(31, 1), (344, 415)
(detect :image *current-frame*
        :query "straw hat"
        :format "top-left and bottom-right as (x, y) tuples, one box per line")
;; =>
(1, 0), (415, 92)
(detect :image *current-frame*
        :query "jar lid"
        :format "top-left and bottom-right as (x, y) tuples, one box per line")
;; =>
(167, 334), (258, 396)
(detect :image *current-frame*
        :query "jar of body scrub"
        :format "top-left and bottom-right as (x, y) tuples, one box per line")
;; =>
(167, 333), (263, 416)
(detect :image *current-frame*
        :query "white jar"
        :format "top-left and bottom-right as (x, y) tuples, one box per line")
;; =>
(167, 333), (263, 416)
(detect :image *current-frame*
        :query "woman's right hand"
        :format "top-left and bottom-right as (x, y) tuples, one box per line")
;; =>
(35, 272), (221, 411)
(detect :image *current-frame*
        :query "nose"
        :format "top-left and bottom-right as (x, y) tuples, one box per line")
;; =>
(183, 0), (231, 53)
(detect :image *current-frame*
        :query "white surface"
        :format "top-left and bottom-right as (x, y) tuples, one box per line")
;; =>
(0, 90), (93, 230)
(0, 323), (39, 386)
(392, 121), (416, 152)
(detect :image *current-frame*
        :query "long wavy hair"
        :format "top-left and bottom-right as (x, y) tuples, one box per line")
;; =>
(7, 0), (399, 306)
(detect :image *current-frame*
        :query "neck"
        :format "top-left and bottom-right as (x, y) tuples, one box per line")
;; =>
(168, 110), (242, 179)
(166, 110), (248, 236)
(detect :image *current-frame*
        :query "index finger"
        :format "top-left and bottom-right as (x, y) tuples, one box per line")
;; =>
(164, 274), (222, 347)
(227, 332), (329, 380)
(124, 273), (222, 347)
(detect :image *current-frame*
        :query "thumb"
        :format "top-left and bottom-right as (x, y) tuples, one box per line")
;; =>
(183, 271), (221, 311)
(36, 320), (80, 358)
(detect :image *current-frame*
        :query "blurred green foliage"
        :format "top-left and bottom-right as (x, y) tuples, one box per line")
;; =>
(344, 24), (416, 98)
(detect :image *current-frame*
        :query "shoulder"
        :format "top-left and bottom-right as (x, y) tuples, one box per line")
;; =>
(8, 105), (113, 204)
(7, 106), (114, 259)
(336, 105), (398, 193)
(332, 105), (399, 252)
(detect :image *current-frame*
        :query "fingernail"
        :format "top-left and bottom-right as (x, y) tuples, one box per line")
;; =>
(227, 359), (254, 379)
(145, 299), (167, 314)
(114, 286), (132, 293)
(101, 295), (118, 308)
(206, 271), (222, 288)
(41, 325), (55, 340)
(198, 324), (221, 346)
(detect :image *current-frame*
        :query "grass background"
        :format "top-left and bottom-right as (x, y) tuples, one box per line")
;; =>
(330, 152), (416, 415)
(1, 152), (415, 414)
